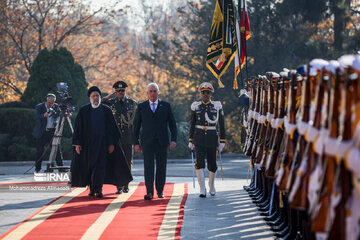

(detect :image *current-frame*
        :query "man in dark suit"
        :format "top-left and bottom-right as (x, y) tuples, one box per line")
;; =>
(134, 82), (177, 200)
(32, 93), (63, 173)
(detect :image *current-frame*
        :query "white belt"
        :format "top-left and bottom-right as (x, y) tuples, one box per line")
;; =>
(195, 125), (216, 130)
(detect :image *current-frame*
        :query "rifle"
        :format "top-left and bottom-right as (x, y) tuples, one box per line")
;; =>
(260, 73), (277, 167)
(244, 78), (260, 156)
(328, 68), (355, 240)
(277, 72), (297, 192)
(250, 77), (266, 160)
(311, 69), (341, 232)
(289, 67), (324, 210)
(243, 79), (256, 148)
(265, 74), (286, 178)
(255, 77), (269, 164)
(286, 74), (305, 193)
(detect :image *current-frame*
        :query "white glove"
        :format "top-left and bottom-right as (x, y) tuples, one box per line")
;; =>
(188, 142), (194, 150)
(218, 143), (225, 152)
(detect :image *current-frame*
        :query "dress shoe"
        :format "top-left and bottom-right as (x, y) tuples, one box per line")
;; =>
(123, 187), (129, 193)
(264, 211), (279, 222)
(96, 192), (103, 198)
(115, 188), (122, 194)
(243, 183), (254, 191)
(158, 193), (164, 198)
(271, 221), (287, 232)
(267, 216), (284, 227)
(274, 226), (289, 238)
(88, 190), (95, 196)
(199, 193), (206, 198)
(144, 193), (153, 200)
(253, 196), (267, 204)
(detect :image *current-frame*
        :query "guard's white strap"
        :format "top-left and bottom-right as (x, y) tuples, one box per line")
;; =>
(285, 119), (297, 135)
(258, 115), (267, 124)
(248, 110), (254, 119)
(254, 112), (260, 121)
(297, 120), (309, 136)
(306, 126), (320, 142)
(345, 147), (360, 175)
(309, 101), (316, 123)
(266, 113), (274, 122)
(335, 140), (354, 160)
(243, 119), (248, 128)
(271, 118), (284, 129)
(324, 136), (339, 157)
(314, 128), (329, 155)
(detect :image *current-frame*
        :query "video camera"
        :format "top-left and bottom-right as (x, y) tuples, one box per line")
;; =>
(56, 82), (75, 113)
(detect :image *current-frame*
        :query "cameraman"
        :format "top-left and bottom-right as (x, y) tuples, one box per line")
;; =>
(32, 93), (63, 173)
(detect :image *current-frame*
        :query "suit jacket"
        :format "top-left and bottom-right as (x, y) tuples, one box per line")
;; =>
(32, 102), (59, 139)
(133, 100), (177, 147)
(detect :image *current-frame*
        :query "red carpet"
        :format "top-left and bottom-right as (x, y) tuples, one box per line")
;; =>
(0, 182), (188, 240)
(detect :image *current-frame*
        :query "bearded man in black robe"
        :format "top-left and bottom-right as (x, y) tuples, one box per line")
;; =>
(71, 86), (133, 198)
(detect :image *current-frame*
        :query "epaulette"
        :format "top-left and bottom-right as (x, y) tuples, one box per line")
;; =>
(191, 101), (201, 111)
(212, 101), (222, 110)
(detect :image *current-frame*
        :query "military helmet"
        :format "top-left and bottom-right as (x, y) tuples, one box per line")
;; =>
(198, 82), (214, 93)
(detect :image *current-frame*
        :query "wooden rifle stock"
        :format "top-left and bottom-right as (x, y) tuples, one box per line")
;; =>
(243, 79), (256, 150)
(278, 73), (297, 192)
(261, 76), (276, 167)
(250, 78), (265, 159)
(312, 70), (341, 232)
(291, 70), (324, 210)
(328, 69), (354, 240)
(266, 78), (286, 178)
(245, 79), (261, 156)
(255, 78), (269, 164)
(290, 66), (324, 208)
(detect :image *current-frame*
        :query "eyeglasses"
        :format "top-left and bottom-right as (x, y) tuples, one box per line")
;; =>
(201, 91), (211, 95)
(116, 89), (125, 92)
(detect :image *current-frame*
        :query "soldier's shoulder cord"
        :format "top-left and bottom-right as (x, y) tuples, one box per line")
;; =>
(191, 101), (201, 111)
(211, 101), (223, 110)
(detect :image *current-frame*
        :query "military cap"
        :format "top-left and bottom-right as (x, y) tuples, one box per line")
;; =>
(88, 86), (101, 97)
(199, 82), (214, 92)
(113, 81), (128, 91)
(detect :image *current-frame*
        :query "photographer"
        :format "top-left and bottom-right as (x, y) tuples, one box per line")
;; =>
(32, 93), (64, 173)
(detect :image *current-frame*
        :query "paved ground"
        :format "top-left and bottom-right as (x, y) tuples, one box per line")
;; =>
(0, 154), (274, 239)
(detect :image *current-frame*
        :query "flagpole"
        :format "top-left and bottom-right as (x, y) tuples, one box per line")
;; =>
(243, 0), (249, 80)
(236, 1), (244, 89)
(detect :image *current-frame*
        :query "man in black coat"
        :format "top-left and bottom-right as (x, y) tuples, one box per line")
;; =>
(32, 93), (63, 173)
(71, 86), (133, 198)
(134, 82), (177, 200)
(103, 80), (138, 194)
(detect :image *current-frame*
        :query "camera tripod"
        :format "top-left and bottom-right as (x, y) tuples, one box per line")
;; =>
(44, 110), (74, 173)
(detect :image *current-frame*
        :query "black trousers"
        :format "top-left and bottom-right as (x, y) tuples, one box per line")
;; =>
(142, 140), (167, 195)
(194, 145), (218, 173)
(121, 143), (133, 188)
(35, 130), (63, 172)
(89, 136), (107, 193)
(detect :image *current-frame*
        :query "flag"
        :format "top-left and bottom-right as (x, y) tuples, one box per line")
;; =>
(234, 0), (251, 89)
(206, 0), (237, 88)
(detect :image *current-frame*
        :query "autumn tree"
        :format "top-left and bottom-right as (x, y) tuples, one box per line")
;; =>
(21, 47), (87, 107)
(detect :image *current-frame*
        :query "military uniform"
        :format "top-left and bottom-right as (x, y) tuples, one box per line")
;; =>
(189, 82), (226, 197)
(103, 81), (137, 192)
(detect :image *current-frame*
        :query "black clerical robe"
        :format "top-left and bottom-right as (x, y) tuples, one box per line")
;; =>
(71, 103), (133, 188)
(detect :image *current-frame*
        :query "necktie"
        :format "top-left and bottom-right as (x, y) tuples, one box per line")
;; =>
(152, 102), (156, 113)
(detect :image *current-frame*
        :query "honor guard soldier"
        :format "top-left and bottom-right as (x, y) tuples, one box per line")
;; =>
(188, 82), (226, 198)
(103, 81), (138, 194)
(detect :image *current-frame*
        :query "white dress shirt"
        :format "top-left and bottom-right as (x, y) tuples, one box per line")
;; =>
(149, 99), (159, 112)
